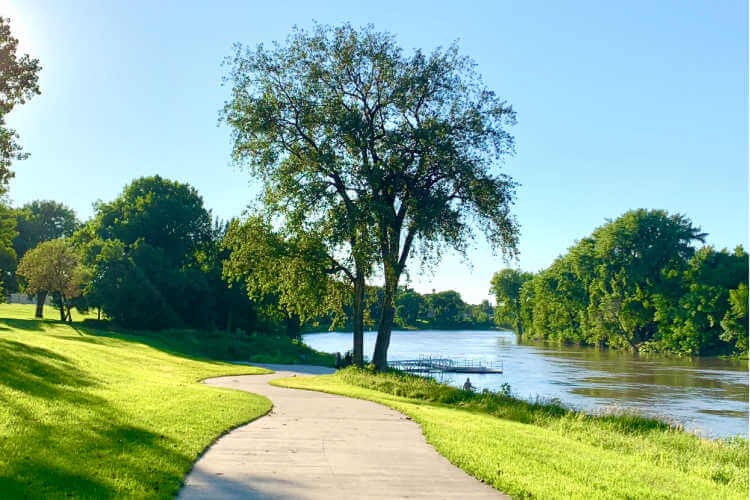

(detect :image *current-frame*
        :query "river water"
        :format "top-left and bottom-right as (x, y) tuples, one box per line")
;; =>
(303, 329), (749, 438)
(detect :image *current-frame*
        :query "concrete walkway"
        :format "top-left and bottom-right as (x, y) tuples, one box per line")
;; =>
(178, 364), (506, 499)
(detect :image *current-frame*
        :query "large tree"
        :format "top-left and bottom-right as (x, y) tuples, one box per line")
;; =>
(92, 175), (212, 265)
(16, 239), (85, 321)
(78, 176), (218, 329)
(224, 24), (519, 369)
(0, 17), (41, 192)
(587, 210), (706, 353)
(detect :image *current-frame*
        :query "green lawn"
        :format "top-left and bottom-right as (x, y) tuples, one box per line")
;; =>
(274, 367), (749, 500)
(0, 304), (275, 498)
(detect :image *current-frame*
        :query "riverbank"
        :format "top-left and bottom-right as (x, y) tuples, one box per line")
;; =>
(274, 367), (749, 499)
(0, 304), (317, 498)
(303, 329), (748, 437)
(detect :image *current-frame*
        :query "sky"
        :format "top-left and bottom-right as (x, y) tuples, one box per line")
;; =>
(4, 0), (748, 304)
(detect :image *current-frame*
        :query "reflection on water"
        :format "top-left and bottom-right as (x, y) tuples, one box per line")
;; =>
(303, 329), (749, 438)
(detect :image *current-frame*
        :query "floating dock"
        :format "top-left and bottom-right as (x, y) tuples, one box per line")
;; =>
(388, 355), (503, 374)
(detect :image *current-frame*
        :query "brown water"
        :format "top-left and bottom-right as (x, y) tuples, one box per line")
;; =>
(303, 329), (749, 438)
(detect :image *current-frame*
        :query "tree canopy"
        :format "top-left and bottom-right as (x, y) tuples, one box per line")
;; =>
(77, 176), (240, 330)
(92, 175), (212, 266)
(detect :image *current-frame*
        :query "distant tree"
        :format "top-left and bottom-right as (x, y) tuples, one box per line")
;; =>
(11, 200), (79, 310)
(527, 254), (590, 344)
(14, 200), (79, 258)
(489, 269), (533, 335)
(655, 246), (748, 355)
(78, 176), (217, 329)
(92, 175), (212, 265)
(425, 291), (466, 328)
(0, 17), (41, 192)
(587, 210), (706, 353)
(505, 211), (746, 355)
(394, 288), (425, 328)
(16, 239), (85, 321)
(721, 282), (749, 354)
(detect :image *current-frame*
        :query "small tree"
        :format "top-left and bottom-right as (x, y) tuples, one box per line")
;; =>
(12, 200), (79, 315)
(223, 216), (349, 337)
(16, 239), (84, 321)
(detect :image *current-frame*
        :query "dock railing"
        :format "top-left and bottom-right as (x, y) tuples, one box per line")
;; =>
(388, 355), (503, 374)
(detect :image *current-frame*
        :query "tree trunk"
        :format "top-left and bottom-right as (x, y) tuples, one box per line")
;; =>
(372, 262), (398, 371)
(65, 304), (72, 322)
(516, 319), (523, 338)
(285, 313), (301, 339)
(58, 295), (66, 322)
(97, 307), (101, 320)
(35, 291), (47, 318)
(352, 272), (365, 367)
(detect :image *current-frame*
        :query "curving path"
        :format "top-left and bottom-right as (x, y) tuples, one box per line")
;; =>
(178, 364), (506, 499)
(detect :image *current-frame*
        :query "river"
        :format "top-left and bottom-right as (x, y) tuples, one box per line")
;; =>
(302, 329), (749, 438)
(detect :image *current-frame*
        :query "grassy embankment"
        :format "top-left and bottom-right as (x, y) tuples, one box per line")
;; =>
(0, 304), (332, 498)
(274, 367), (749, 500)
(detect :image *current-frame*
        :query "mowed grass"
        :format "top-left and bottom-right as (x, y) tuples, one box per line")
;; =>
(0, 304), (273, 498)
(274, 367), (749, 500)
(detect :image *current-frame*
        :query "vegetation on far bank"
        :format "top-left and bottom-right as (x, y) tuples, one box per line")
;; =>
(0, 304), (276, 498)
(303, 288), (497, 333)
(491, 210), (748, 357)
(274, 367), (749, 500)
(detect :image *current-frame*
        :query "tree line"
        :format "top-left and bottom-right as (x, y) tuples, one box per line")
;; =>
(312, 287), (495, 331)
(490, 209), (748, 356)
(3, 179), (494, 335)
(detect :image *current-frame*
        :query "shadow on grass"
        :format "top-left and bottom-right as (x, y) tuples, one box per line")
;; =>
(0, 336), (200, 498)
(0, 412), (194, 498)
(64, 319), (336, 368)
(0, 317), (50, 332)
(0, 339), (102, 402)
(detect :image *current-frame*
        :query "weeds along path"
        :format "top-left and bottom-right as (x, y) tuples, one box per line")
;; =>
(179, 364), (506, 499)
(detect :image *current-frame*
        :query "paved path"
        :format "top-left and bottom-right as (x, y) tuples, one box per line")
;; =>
(178, 364), (506, 499)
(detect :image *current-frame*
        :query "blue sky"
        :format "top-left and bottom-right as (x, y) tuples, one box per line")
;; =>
(5, 0), (748, 304)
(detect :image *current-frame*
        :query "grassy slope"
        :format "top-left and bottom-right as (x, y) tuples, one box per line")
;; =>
(274, 368), (749, 500)
(0, 304), (274, 498)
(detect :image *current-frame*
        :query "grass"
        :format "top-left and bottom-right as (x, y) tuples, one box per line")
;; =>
(274, 367), (749, 500)
(0, 303), (281, 498)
